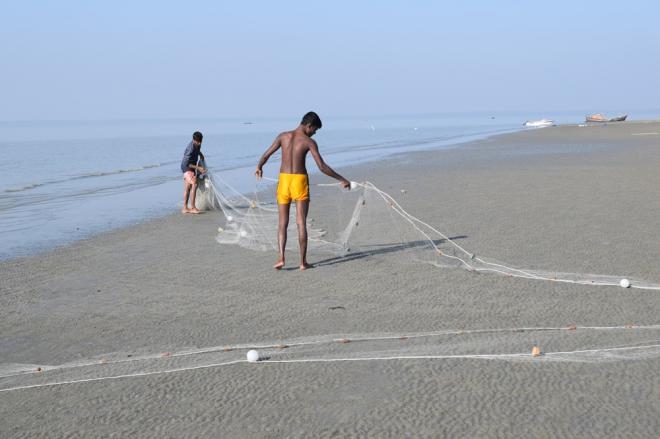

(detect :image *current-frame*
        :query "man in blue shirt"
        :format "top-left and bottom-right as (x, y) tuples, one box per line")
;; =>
(180, 131), (206, 214)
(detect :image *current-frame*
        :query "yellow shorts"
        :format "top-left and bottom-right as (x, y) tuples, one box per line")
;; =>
(276, 173), (309, 205)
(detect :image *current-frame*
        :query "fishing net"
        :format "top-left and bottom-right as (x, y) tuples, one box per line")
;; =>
(193, 160), (221, 212)
(209, 171), (660, 291)
(3, 166), (659, 394)
(2, 323), (660, 393)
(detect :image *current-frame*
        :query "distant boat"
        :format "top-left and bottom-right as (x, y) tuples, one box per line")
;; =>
(585, 113), (627, 123)
(523, 119), (554, 128)
(243, 122), (253, 125)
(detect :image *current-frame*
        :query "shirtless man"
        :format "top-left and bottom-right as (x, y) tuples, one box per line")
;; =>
(255, 112), (350, 270)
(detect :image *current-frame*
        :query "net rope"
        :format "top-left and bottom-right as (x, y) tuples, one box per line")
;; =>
(2, 323), (660, 393)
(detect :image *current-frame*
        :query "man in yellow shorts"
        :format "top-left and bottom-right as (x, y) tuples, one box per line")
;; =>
(255, 112), (350, 270)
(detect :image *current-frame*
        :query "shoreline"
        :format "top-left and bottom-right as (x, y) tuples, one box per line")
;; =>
(6, 118), (659, 264)
(1, 123), (523, 264)
(2, 121), (660, 437)
(4, 118), (659, 264)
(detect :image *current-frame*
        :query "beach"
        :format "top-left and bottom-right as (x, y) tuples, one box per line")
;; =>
(2, 122), (660, 438)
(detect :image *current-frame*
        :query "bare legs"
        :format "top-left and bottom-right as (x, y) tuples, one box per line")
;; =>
(182, 178), (200, 214)
(274, 200), (312, 270)
(296, 200), (312, 270)
(274, 202), (290, 269)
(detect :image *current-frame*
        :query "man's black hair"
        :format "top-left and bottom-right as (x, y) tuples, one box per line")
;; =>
(193, 131), (203, 142)
(301, 111), (322, 128)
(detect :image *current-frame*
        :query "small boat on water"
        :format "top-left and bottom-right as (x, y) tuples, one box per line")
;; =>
(585, 113), (627, 123)
(523, 119), (554, 128)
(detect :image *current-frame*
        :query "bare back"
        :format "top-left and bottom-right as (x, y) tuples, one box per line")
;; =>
(278, 130), (312, 174)
(256, 124), (347, 188)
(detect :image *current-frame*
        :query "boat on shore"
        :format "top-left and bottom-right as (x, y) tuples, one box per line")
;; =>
(586, 113), (627, 123)
(523, 119), (554, 128)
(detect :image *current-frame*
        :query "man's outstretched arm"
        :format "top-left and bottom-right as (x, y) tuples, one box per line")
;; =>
(255, 134), (282, 179)
(308, 140), (350, 188)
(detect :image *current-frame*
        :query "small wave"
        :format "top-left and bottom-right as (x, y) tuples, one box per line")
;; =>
(1, 174), (179, 213)
(4, 182), (44, 193)
(75, 163), (163, 179)
(3, 163), (165, 194)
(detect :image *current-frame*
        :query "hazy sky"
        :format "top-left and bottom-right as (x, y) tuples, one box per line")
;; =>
(1, 1), (659, 120)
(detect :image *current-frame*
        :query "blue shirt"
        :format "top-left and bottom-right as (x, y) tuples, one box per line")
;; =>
(181, 141), (201, 173)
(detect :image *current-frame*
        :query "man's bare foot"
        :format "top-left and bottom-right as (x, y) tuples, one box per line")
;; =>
(181, 208), (191, 214)
(273, 260), (285, 270)
(188, 208), (202, 214)
(300, 262), (314, 271)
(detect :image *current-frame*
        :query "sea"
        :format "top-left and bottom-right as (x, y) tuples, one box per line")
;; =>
(1, 110), (657, 261)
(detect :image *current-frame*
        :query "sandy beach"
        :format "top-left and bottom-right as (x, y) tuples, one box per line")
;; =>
(2, 122), (660, 438)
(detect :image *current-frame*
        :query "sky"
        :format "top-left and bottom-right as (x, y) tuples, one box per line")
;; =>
(1, 1), (659, 120)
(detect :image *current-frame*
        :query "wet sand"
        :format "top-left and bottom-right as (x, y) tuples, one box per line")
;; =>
(2, 121), (660, 438)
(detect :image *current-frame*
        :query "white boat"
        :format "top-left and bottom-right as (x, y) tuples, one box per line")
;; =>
(523, 119), (554, 128)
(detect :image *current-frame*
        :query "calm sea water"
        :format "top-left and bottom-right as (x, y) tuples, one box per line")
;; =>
(0, 111), (656, 260)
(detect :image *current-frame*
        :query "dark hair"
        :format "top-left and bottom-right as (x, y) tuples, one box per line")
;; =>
(301, 111), (322, 128)
(193, 131), (203, 142)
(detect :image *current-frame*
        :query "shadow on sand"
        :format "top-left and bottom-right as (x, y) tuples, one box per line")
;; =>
(277, 235), (468, 270)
